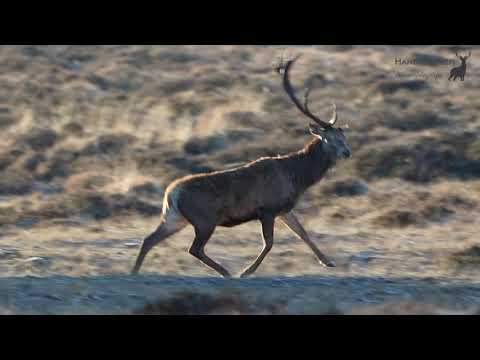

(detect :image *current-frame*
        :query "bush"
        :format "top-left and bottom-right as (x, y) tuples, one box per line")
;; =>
(184, 136), (227, 156)
(132, 290), (285, 315)
(374, 79), (429, 95)
(0, 107), (15, 129)
(65, 173), (111, 193)
(320, 178), (369, 197)
(0, 168), (34, 195)
(363, 110), (450, 132)
(19, 128), (59, 151)
(228, 111), (261, 128)
(373, 203), (454, 228)
(36, 149), (78, 181)
(81, 134), (137, 156)
(31, 191), (161, 222)
(157, 51), (203, 64)
(355, 133), (480, 183)
(62, 122), (84, 136)
(449, 246), (480, 266)
(161, 79), (195, 95)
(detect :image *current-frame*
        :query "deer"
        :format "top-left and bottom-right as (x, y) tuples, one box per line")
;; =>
(131, 54), (352, 278)
(449, 51), (471, 81)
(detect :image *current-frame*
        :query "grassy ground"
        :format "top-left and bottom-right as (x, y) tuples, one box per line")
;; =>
(0, 45), (480, 314)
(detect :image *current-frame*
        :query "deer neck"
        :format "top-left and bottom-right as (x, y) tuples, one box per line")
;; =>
(284, 137), (334, 194)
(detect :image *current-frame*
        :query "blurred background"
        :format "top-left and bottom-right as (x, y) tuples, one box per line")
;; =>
(0, 45), (479, 314)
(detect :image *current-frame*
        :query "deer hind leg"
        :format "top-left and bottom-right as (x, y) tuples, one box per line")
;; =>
(131, 211), (187, 275)
(239, 214), (275, 278)
(279, 211), (336, 267)
(189, 224), (231, 278)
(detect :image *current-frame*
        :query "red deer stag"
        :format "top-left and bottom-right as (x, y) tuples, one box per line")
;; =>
(449, 51), (471, 81)
(132, 55), (352, 278)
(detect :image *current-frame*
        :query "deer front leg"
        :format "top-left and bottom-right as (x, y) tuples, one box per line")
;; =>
(239, 214), (274, 278)
(279, 211), (336, 267)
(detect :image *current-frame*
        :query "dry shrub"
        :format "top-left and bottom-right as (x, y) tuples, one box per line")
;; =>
(197, 73), (236, 93)
(17, 128), (59, 151)
(0, 168), (34, 195)
(349, 301), (471, 315)
(228, 111), (262, 128)
(0, 151), (20, 171)
(449, 246), (480, 266)
(183, 135), (229, 156)
(132, 290), (286, 315)
(362, 109), (450, 132)
(128, 181), (162, 197)
(262, 95), (293, 113)
(355, 132), (480, 183)
(62, 122), (85, 136)
(320, 178), (369, 197)
(0, 206), (19, 226)
(160, 79), (196, 96)
(65, 172), (112, 193)
(29, 191), (161, 222)
(35, 149), (78, 181)
(374, 79), (429, 95)
(373, 203), (454, 228)
(157, 51), (204, 64)
(370, 184), (477, 228)
(22, 153), (47, 172)
(183, 130), (256, 157)
(171, 99), (204, 117)
(81, 134), (137, 157)
(0, 107), (15, 129)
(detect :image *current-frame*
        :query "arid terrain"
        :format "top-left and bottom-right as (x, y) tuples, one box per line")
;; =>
(1, 45), (480, 314)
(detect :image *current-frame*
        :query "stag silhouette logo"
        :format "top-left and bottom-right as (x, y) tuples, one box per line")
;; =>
(449, 51), (471, 81)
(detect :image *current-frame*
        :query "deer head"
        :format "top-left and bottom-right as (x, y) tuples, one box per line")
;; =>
(277, 54), (351, 159)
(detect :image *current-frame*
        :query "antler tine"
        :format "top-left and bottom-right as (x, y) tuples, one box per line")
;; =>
(329, 103), (338, 126)
(274, 50), (286, 74)
(281, 55), (331, 129)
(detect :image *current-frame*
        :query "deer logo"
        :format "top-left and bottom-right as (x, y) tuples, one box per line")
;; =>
(449, 51), (471, 81)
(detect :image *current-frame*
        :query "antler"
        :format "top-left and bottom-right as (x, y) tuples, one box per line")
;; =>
(456, 51), (472, 59)
(279, 54), (332, 129)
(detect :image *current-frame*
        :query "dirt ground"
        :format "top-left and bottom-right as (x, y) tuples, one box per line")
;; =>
(1, 45), (480, 314)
